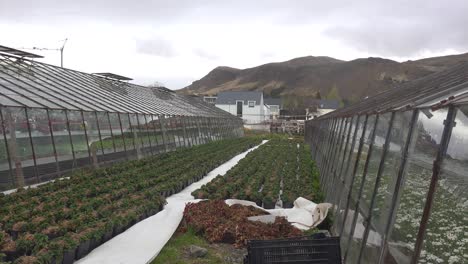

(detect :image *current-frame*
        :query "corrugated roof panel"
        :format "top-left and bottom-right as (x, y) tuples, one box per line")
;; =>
(0, 53), (235, 118)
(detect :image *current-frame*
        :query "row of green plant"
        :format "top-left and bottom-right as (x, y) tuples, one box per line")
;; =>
(91, 127), (211, 151)
(192, 138), (322, 209)
(0, 137), (261, 264)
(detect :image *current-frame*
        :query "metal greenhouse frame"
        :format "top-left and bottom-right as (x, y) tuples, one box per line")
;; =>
(305, 62), (468, 264)
(0, 52), (244, 191)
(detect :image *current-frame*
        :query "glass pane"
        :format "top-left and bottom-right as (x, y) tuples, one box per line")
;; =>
(348, 114), (391, 264)
(7, 107), (39, 185)
(27, 108), (58, 182)
(361, 111), (414, 263)
(136, 114), (150, 150)
(127, 113), (142, 158)
(420, 106), (468, 263)
(333, 116), (357, 235)
(385, 108), (447, 263)
(341, 115), (367, 255)
(96, 112), (114, 154)
(48, 110), (73, 174)
(82, 111), (101, 167)
(150, 115), (165, 153)
(68, 111), (90, 162)
(0, 107), (14, 190)
(108, 113), (125, 153)
(119, 113), (135, 151)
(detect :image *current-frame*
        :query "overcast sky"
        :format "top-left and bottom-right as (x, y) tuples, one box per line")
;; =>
(1, 0), (467, 89)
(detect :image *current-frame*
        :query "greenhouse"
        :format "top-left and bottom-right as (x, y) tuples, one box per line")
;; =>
(305, 62), (468, 263)
(0, 51), (243, 191)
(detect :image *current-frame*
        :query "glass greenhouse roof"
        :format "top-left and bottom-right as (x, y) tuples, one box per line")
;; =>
(320, 62), (468, 118)
(0, 53), (233, 118)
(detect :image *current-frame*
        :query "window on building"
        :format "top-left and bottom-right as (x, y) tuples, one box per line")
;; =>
(270, 105), (279, 113)
(248, 101), (255, 108)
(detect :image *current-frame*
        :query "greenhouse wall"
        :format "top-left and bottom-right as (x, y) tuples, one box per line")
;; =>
(305, 106), (467, 264)
(0, 107), (243, 191)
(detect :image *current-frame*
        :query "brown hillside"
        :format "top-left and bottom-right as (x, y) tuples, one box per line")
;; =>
(178, 53), (468, 103)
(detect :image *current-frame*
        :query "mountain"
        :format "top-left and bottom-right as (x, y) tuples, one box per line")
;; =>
(178, 53), (468, 104)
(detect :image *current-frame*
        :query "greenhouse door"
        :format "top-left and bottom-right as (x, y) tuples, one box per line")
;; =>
(236, 101), (243, 117)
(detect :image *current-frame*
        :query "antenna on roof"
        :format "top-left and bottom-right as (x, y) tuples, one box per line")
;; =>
(19, 38), (68, 67)
(0, 45), (44, 59)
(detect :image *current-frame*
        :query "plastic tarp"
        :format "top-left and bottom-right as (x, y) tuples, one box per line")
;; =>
(226, 197), (332, 230)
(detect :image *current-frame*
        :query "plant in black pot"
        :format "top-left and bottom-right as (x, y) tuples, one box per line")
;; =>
(61, 233), (79, 264)
(111, 215), (125, 237)
(42, 226), (62, 240)
(75, 228), (94, 260)
(88, 223), (105, 251)
(15, 233), (35, 255)
(31, 233), (49, 256)
(282, 191), (295, 209)
(47, 238), (65, 264)
(262, 195), (275, 209)
(102, 221), (114, 243)
(0, 237), (17, 261)
(35, 246), (55, 264)
(11, 221), (28, 239)
(12, 255), (38, 264)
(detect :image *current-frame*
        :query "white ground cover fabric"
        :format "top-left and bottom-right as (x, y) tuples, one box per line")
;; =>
(226, 197), (332, 230)
(77, 140), (268, 264)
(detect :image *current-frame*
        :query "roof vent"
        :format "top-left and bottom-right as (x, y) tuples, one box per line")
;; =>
(92, 72), (133, 81)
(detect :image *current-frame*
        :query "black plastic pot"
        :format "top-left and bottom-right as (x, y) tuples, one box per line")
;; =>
(9, 230), (19, 240)
(89, 237), (100, 251)
(62, 248), (76, 264)
(138, 213), (146, 222)
(3, 250), (19, 262)
(113, 225), (124, 236)
(254, 199), (263, 207)
(102, 230), (113, 243)
(149, 208), (157, 216)
(262, 199), (276, 209)
(283, 201), (294, 208)
(75, 240), (91, 260)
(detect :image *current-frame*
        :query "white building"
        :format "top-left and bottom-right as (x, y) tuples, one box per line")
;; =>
(215, 91), (266, 124)
(264, 98), (282, 119)
(202, 96), (217, 104)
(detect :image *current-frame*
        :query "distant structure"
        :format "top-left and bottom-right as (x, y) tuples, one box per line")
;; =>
(308, 99), (340, 118)
(215, 91), (265, 124)
(264, 97), (282, 119)
(203, 95), (217, 105)
(214, 91), (283, 124)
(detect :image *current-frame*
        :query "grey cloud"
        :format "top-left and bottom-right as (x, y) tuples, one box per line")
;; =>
(136, 37), (176, 58)
(322, 0), (468, 57)
(2, 0), (468, 57)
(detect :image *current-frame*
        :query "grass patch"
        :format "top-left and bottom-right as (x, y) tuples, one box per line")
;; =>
(152, 228), (225, 264)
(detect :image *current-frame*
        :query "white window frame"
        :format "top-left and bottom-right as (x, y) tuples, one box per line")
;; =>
(248, 100), (256, 108)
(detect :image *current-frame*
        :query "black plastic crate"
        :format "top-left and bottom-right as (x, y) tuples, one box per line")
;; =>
(245, 236), (341, 264)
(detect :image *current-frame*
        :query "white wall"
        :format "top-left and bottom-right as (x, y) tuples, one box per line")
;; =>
(216, 103), (265, 124)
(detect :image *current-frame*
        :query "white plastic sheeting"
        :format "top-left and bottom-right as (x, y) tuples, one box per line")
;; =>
(226, 197), (332, 230)
(77, 140), (268, 264)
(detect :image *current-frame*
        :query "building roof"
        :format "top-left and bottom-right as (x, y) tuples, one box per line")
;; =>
(309, 99), (340, 109)
(0, 53), (235, 118)
(264, 97), (282, 106)
(215, 91), (262, 105)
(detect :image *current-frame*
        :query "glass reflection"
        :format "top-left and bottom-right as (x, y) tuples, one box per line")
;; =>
(420, 106), (468, 263)
(386, 108), (447, 263)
